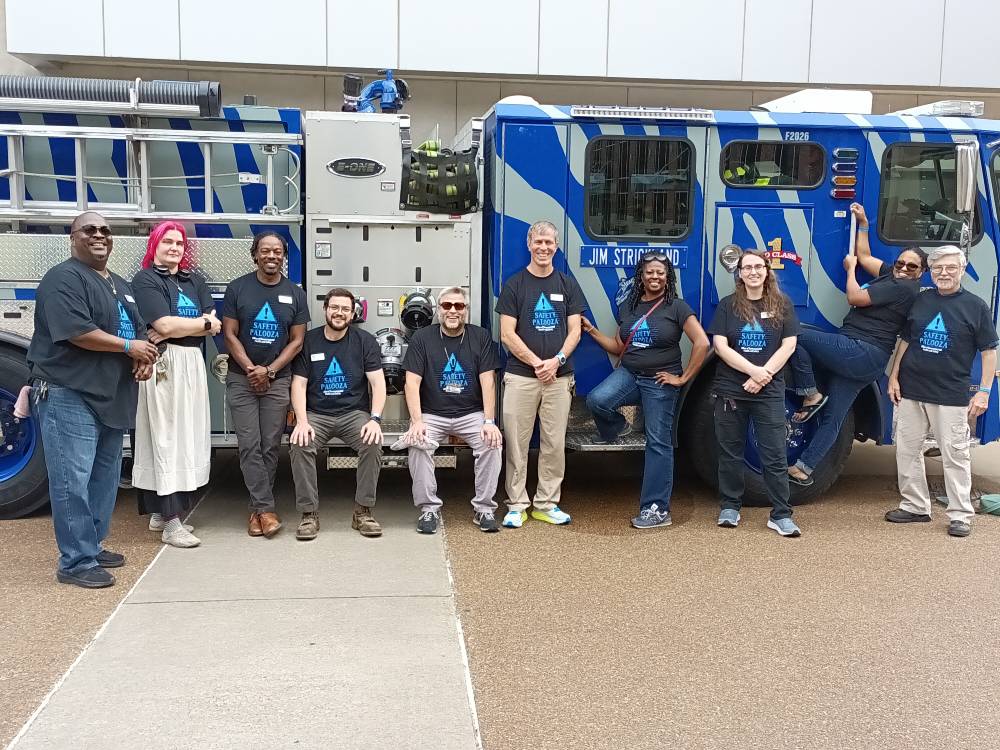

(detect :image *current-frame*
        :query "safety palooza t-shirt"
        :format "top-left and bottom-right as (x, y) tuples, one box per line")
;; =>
(617, 296), (696, 376)
(495, 268), (585, 378)
(898, 288), (998, 407)
(403, 324), (500, 418)
(222, 272), (310, 375)
(132, 267), (215, 347)
(26, 258), (145, 429)
(838, 261), (920, 353)
(292, 325), (381, 416)
(707, 293), (799, 400)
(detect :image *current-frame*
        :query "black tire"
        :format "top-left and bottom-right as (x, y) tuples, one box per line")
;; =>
(0, 348), (49, 519)
(688, 381), (854, 506)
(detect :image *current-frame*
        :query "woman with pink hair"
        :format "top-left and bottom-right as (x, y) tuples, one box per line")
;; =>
(130, 222), (221, 547)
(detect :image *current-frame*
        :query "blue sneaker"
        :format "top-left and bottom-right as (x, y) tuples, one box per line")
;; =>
(631, 503), (671, 529)
(767, 517), (801, 537)
(717, 509), (740, 528)
(530, 506), (572, 525)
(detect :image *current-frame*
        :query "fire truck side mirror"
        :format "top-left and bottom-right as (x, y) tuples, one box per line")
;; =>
(955, 141), (978, 215)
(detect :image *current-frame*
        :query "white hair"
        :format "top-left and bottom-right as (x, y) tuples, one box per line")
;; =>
(438, 285), (468, 303)
(527, 220), (559, 243)
(927, 245), (967, 269)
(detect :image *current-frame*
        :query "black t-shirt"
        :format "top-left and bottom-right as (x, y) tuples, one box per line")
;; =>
(495, 268), (585, 378)
(403, 324), (500, 418)
(708, 293), (799, 400)
(618, 297), (696, 376)
(222, 273), (310, 375)
(132, 267), (215, 348)
(291, 326), (382, 416)
(27, 258), (145, 429)
(898, 288), (998, 407)
(838, 261), (919, 353)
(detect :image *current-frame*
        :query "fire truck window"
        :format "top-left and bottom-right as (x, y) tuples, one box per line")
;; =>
(879, 143), (982, 245)
(585, 137), (693, 240)
(720, 141), (824, 188)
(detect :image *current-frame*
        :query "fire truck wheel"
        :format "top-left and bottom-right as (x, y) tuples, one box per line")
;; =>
(0, 347), (49, 519)
(689, 384), (854, 506)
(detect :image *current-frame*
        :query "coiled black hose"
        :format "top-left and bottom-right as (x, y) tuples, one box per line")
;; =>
(0, 76), (221, 117)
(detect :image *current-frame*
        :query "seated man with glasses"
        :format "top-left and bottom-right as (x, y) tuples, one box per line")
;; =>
(786, 203), (924, 487)
(399, 286), (503, 534)
(886, 245), (997, 537)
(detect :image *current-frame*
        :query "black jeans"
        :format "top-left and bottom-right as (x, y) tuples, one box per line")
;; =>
(714, 395), (792, 520)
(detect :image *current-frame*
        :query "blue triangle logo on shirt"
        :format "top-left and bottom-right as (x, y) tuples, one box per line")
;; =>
(636, 319), (650, 332)
(177, 291), (197, 311)
(919, 312), (949, 353)
(255, 301), (277, 323)
(324, 357), (344, 376)
(534, 294), (555, 313)
(444, 353), (465, 374)
(926, 313), (947, 332)
(117, 300), (135, 340)
(741, 319), (764, 333)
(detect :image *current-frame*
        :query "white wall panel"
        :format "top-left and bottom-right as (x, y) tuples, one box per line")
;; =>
(538, 0), (607, 77)
(607, 0), (744, 81)
(399, 0), (539, 75)
(327, 0), (397, 69)
(6, 0), (103, 56)
(941, 0), (1000, 89)
(105, 0), (179, 60)
(811, 0), (944, 86)
(741, 0), (810, 83)
(179, 0), (326, 66)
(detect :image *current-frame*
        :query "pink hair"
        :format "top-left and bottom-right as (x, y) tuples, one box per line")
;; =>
(141, 221), (193, 270)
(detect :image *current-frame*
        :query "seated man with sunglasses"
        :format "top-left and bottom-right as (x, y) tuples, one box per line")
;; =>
(787, 203), (924, 486)
(400, 286), (503, 534)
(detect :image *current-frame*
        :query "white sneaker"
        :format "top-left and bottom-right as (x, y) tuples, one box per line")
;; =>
(149, 514), (193, 533)
(502, 510), (527, 528)
(162, 527), (201, 548)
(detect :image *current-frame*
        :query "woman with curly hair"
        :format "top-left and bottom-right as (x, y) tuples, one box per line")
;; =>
(583, 252), (709, 528)
(707, 249), (801, 537)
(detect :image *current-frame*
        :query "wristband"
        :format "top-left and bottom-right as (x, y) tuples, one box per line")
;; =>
(857, 225), (869, 232)
(978, 386), (991, 394)
(484, 418), (496, 426)
(123, 338), (130, 353)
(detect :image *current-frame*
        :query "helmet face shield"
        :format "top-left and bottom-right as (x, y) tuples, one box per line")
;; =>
(375, 327), (408, 395)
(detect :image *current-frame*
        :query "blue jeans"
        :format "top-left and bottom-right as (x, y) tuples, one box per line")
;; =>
(586, 367), (679, 511)
(33, 385), (123, 574)
(788, 329), (889, 474)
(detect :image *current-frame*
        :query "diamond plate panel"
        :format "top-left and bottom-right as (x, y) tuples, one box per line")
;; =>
(0, 300), (35, 339)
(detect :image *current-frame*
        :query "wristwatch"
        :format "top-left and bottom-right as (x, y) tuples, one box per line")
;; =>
(202, 316), (212, 331)
(484, 418), (496, 426)
(266, 367), (277, 380)
(555, 351), (567, 366)
(370, 413), (382, 423)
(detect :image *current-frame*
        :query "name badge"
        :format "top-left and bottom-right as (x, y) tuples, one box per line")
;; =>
(278, 295), (294, 304)
(124, 294), (135, 303)
(550, 293), (564, 301)
(760, 312), (772, 319)
(444, 384), (462, 394)
(310, 352), (325, 362)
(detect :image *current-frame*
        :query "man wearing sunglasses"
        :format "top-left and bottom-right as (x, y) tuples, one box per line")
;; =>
(401, 286), (502, 533)
(27, 212), (159, 588)
(887, 245), (998, 537)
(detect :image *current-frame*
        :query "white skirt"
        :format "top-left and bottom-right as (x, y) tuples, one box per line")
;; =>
(132, 343), (211, 495)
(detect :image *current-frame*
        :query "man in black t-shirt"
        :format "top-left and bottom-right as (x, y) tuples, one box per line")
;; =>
(399, 286), (502, 534)
(887, 246), (998, 537)
(495, 221), (584, 529)
(27, 211), (159, 588)
(222, 232), (310, 538)
(288, 288), (386, 540)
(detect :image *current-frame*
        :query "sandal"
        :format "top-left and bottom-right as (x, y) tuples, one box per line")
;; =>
(787, 468), (814, 487)
(792, 395), (829, 423)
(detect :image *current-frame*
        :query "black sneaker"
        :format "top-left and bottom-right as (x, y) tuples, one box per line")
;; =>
(56, 567), (115, 589)
(884, 508), (932, 523)
(416, 511), (440, 534)
(96, 549), (126, 568)
(474, 511), (500, 533)
(948, 520), (971, 537)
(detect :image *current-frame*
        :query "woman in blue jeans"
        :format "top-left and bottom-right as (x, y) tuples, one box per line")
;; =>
(787, 203), (924, 485)
(583, 252), (709, 528)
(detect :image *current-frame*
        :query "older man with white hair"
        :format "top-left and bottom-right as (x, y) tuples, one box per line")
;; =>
(887, 245), (998, 537)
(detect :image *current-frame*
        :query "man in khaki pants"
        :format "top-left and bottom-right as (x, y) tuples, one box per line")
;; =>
(496, 221), (585, 528)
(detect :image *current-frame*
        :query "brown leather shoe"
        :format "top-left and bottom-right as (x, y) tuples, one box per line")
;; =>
(296, 512), (319, 541)
(352, 503), (383, 537)
(248, 512), (263, 537)
(259, 511), (282, 538)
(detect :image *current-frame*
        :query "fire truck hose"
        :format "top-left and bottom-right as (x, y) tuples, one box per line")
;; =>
(0, 75), (222, 117)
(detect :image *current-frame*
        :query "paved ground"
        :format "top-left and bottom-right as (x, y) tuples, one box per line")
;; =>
(3, 442), (1000, 749)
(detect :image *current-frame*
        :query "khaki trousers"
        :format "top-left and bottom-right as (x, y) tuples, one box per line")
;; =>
(894, 397), (975, 523)
(502, 372), (573, 512)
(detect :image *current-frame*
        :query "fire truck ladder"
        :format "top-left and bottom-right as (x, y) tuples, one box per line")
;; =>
(0, 122), (303, 224)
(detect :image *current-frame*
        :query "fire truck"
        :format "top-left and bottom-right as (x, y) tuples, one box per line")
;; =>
(1, 75), (997, 518)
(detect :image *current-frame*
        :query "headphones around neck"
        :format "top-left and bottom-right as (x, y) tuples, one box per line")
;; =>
(153, 264), (191, 281)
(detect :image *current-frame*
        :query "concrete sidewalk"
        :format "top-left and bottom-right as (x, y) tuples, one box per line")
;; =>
(8, 476), (481, 750)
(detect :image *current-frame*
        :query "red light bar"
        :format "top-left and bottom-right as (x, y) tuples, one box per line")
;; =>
(830, 188), (856, 199)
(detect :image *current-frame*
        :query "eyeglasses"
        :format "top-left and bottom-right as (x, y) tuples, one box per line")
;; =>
(73, 224), (112, 237)
(893, 260), (922, 272)
(740, 264), (767, 273)
(326, 304), (353, 314)
(930, 264), (962, 275)
(440, 301), (467, 311)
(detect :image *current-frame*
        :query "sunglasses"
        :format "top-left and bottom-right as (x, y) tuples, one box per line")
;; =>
(73, 224), (113, 237)
(440, 301), (467, 311)
(893, 260), (922, 272)
(642, 252), (668, 262)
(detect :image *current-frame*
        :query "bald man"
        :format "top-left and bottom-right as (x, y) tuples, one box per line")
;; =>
(27, 212), (159, 588)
